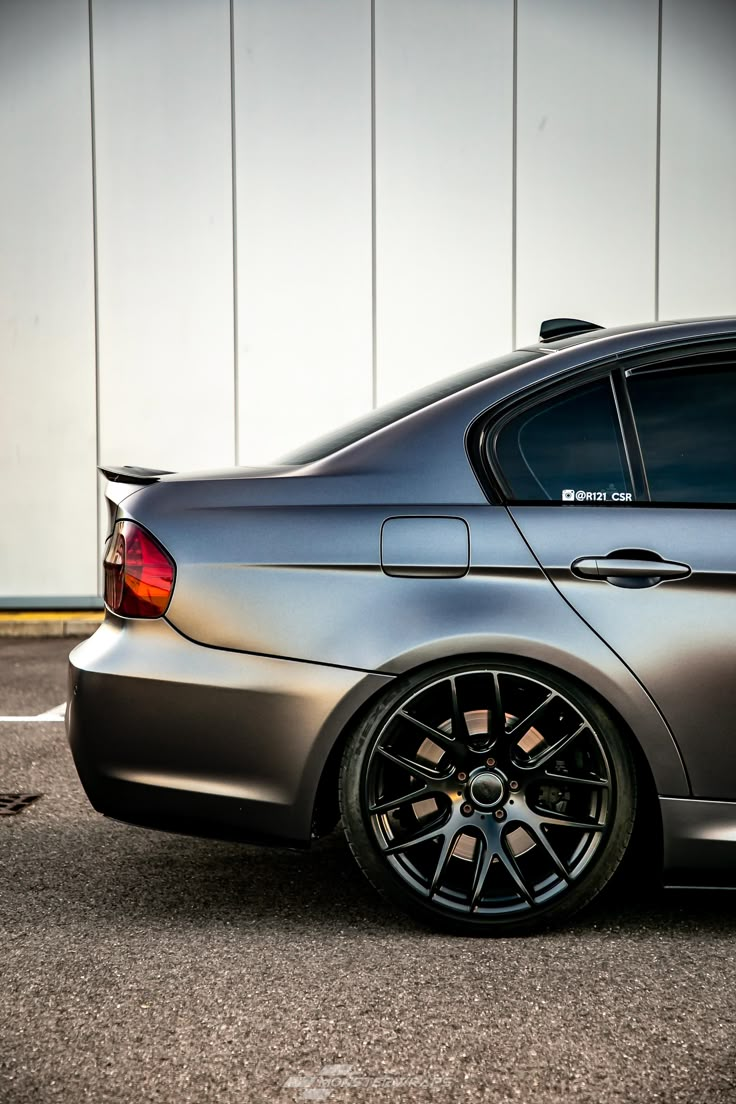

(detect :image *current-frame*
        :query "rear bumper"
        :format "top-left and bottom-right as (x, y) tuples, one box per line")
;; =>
(67, 617), (391, 845)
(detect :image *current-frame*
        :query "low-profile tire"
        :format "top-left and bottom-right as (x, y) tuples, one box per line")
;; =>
(339, 659), (637, 936)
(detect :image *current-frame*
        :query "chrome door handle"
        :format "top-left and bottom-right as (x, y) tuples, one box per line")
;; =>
(572, 556), (691, 582)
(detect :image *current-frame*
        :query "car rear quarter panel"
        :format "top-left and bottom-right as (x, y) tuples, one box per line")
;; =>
(123, 484), (688, 797)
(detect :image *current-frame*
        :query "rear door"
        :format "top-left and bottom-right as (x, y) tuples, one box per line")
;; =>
(488, 344), (736, 799)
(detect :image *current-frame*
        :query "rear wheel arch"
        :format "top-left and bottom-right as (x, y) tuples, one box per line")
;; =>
(335, 653), (652, 933)
(313, 651), (663, 882)
(377, 637), (688, 796)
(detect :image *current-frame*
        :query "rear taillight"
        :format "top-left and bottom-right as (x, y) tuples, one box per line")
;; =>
(104, 520), (175, 619)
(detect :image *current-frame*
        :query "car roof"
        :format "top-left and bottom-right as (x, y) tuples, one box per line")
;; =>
(530, 314), (736, 352)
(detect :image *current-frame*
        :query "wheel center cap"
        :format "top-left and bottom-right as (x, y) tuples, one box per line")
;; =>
(469, 771), (505, 810)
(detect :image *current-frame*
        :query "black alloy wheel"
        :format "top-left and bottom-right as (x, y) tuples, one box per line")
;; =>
(340, 660), (637, 935)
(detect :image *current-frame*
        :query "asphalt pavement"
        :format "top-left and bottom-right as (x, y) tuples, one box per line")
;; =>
(2, 636), (736, 1104)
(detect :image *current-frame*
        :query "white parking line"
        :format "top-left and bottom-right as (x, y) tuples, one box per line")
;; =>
(0, 702), (66, 723)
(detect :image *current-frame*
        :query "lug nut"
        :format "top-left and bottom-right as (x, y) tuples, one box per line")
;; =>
(462, 803), (473, 816)
(457, 771), (468, 782)
(509, 780), (520, 791)
(486, 758), (496, 768)
(494, 809), (506, 821)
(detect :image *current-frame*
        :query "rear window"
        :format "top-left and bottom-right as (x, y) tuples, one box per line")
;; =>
(279, 350), (544, 464)
(493, 376), (633, 503)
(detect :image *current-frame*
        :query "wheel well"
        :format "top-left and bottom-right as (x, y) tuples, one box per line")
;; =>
(311, 651), (663, 877)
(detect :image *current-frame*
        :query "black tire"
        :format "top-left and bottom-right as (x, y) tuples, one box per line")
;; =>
(339, 659), (637, 936)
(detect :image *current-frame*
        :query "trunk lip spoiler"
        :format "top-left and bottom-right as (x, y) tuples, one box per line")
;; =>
(99, 465), (173, 485)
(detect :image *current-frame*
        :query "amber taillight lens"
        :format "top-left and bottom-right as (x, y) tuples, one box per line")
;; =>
(103, 520), (175, 618)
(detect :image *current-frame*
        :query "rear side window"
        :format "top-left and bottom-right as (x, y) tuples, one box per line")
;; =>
(492, 377), (633, 503)
(628, 362), (736, 503)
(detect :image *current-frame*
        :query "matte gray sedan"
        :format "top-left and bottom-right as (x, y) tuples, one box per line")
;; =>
(67, 316), (736, 934)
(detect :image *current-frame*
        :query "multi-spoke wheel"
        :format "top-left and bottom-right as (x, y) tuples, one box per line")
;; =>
(340, 661), (636, 934)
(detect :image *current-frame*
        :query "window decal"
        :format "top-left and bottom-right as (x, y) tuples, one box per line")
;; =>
(561, 489), (633, 502)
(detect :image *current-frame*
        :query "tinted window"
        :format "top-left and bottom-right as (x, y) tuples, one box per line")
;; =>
(628, 361), (736, 503)
(279, 350), (543, 464)
(493, 377), (632, 503)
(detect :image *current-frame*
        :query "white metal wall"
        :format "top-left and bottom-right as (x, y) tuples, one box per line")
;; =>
(234, 0), (373, 461)
(0, 0), (97, 602)
(93, 0), (235, 473)
(374, 0), (513, 402)
(659, 0), (736, 319)
(1, 0), (735, 604)
(515, 0), (659, 344)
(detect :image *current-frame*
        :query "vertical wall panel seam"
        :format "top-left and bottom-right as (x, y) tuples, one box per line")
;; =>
(511, 0), (518, 348)
(88, 0), (101, 588)
(371, 0), (377, 408)
(654, 0), (663, 321)
(230, 0), (240, 462)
